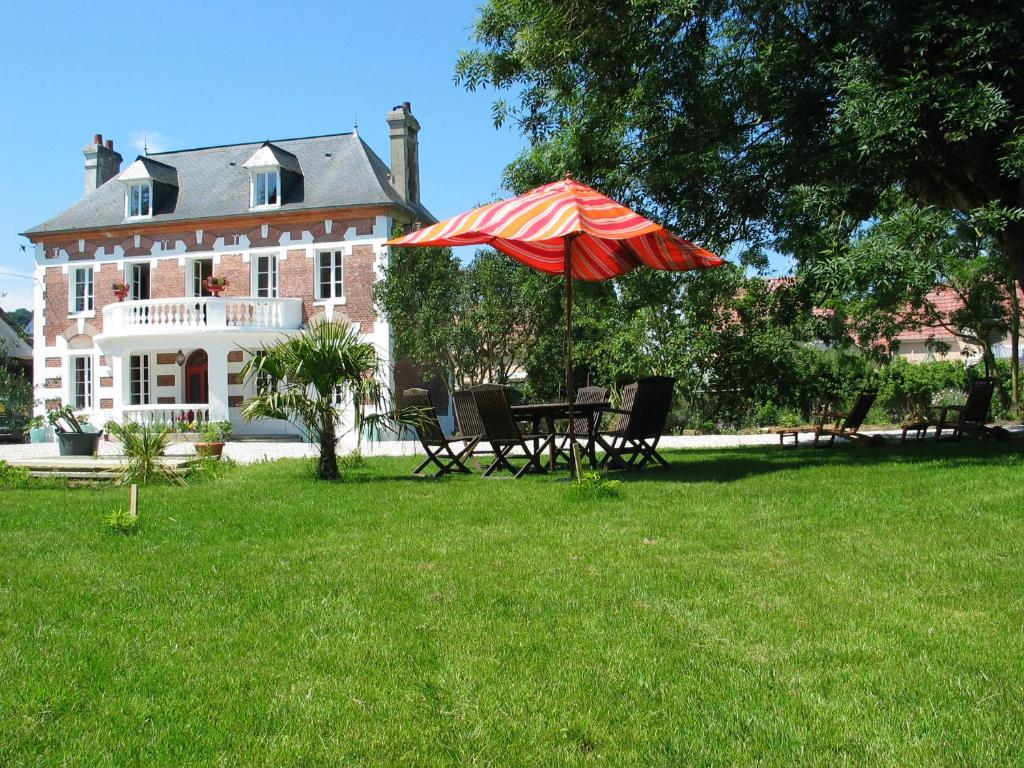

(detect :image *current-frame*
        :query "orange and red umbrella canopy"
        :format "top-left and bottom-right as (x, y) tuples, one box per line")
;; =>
(387, 176), (724, 279)
(388, 177), (723, 458)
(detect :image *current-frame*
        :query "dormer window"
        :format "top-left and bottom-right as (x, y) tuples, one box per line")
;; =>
(119, 156), (178, 222)
(251, 170), (279, 208)
(243, 142), (302, 211)
(127, 182), (152, 218)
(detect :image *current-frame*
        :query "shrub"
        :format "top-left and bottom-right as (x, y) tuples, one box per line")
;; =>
(0, 461), (30, 489)
(876, 359), (967, 421)
(571, 471), (623, 501)
(201, 421), (233, 442)
(338, 449), (367, 470)
(105, 508), (138, 535)
(186, 455), (237, 482)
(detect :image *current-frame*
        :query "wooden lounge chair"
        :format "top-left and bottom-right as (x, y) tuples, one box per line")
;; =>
(933, 379), (1008, 441)
(595, 376), (675, 469)
(812, 390), (882, 447)
(471, 385), (554, 478)
(401, 388), (479, 478)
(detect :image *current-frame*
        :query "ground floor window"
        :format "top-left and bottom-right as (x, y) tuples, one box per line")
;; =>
(129, 354), (151, 405)
(71, 355), (93, 409)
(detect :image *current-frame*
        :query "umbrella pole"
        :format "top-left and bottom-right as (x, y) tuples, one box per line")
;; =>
(565, 235), (581, 479)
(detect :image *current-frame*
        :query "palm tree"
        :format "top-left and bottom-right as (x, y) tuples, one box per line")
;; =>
(240, 319), (390, 480)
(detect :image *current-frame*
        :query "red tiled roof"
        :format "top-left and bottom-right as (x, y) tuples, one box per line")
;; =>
(895, 285), (1023, 342)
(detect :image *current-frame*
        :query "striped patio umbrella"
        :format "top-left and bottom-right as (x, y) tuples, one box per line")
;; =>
(387, 175), (724, 462)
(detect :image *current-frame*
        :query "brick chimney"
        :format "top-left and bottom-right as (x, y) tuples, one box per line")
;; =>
(83, 133), (123, 196)
(386, 102), (420, 205)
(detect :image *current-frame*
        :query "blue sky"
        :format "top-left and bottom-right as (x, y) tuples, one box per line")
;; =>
(0, 0), (527, 310)
(0, 0), (789, 313)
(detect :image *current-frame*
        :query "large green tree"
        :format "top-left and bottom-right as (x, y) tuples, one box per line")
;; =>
(456, 0), (1024, 287)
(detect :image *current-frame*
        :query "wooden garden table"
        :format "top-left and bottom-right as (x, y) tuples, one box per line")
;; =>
(511, 401), (610, 470)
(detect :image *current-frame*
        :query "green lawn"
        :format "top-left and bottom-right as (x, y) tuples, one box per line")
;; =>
(2, 442), (1023, 766)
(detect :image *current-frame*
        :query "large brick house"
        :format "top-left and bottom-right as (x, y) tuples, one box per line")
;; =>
(23, 103), (433, 437)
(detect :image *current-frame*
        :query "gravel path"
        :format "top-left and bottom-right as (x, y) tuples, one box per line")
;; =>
(0, 428), (942, 466)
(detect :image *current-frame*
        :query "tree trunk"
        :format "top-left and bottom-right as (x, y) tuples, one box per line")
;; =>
(318, 419), (339, 480)
(997, 223), (1024, 300)
(1009, 284), (1021, 414)
(982, 343), (1010, 412)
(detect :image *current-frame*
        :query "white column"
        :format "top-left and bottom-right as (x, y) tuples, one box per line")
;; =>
(206, 342), (230, 421)
(110, 351), (127, 424)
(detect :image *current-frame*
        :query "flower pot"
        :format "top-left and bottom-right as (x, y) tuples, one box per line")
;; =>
(114, 288), (128, 301)
(195, 441), (225, 458)
(207, 286), (225, 297)
(57, 431), (104, 456)
(30, 427), (52, 444)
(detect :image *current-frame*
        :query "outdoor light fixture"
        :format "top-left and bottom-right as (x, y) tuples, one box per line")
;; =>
(175, 349), (185, 367)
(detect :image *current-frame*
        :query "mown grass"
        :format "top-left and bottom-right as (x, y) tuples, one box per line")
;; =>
(2, 441), (1023, 766)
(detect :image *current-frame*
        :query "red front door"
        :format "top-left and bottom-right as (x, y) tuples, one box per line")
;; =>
(184, 349), (209, 404)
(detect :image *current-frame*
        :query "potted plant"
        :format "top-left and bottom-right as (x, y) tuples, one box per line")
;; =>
(28, 415), (51, 444)
(195, 420), (232, 458)
(48, 404), (104, 456)
(203, 276), (229, 297)
(112, 281), (129, 301)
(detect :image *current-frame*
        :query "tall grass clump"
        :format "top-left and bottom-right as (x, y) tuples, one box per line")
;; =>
(108, 422), (183, 486)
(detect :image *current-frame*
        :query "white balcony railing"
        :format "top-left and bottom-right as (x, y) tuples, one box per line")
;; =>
(101, 296), (303, 337)
(122, 403), (212, 426)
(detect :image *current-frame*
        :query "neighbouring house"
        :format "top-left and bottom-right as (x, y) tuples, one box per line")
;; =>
(22, 102), (434, 438)
(0, 308), (33, 377)
(892, 285), (1023, 364)
(762, 277), (1021, 365)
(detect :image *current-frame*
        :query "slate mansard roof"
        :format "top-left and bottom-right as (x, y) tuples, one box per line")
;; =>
(24, 132), (433, 236)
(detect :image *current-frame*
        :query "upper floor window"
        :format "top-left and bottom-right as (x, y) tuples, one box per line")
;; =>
(251, 170), (279, 208)
(126, 182), (152, 218)
(70, 266), (94, 314)
(128, 262), (150, 301)
(253, 254), (278, 298)
(317, 250), (344, 300)
(189, 258), (213, 297)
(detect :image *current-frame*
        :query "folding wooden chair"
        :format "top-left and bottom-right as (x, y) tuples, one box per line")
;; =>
(401, 388), (479, 477)
(452, 389), (492, 469)
(596, 377), (675, 469)
(471, 385), (554, 478)
(555, 385), (609, 465)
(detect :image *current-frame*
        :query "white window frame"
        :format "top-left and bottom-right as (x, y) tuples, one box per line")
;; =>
(252, 252), (279, 298)
(69, 266), (94, 315)
(127, 261), (151, 301)
(187, 257), (214, 297)
(70, 355), (94, 410)
(316, 249), (345, 301)
(332, 384), (346, 408)
(125, 181), (153, 219)
(249, 169), (281, 209)
(128, 353), (151, 406)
